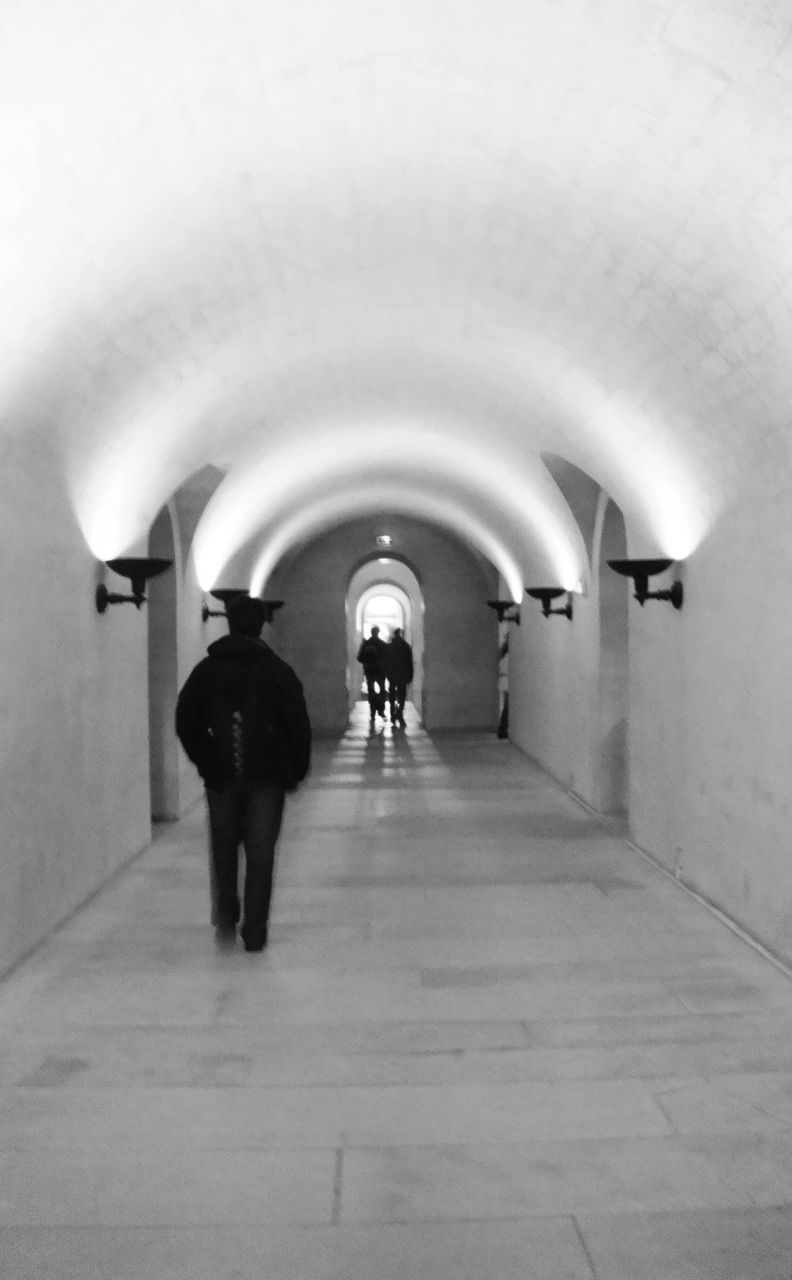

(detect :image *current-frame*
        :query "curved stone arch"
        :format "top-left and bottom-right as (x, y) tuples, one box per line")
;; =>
(198, 435), (588, 599)
(355, 584), (411, 639)
(10, 0), (785, 582)
(246, 483), (529, 604)
(541, 452), (600, 581)
(197, 425), (586, 592)
(65, 327), (717, 574)
(346, 549), (425, 591)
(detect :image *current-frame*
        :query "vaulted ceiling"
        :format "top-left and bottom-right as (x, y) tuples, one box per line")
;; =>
(3, 0), (791, 595)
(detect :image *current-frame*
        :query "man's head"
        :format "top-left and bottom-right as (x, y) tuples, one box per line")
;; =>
(226, 593), (266, 638)
(370, 626), (380, 637)
(393, 628), (402, 639)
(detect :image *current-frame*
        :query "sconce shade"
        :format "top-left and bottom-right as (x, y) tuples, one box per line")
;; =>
(525, 587), (573, 620)
(201, 592), (285, 625)
(96, 557), (173, 613)
(202, 587), (247, 622)
(487, 600), (520, 625)
(608, 558), (683, 610)
(262, 600), (285, 623)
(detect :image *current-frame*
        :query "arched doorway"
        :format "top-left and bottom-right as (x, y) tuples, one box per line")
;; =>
(594, 495), (629, 814)
(148, 504), (180, 821)
(360, 591), (406, 639)
(346, 559), (424, 721)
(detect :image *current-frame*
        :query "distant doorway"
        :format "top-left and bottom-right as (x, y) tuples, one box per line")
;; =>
(346, 560), (424, 721)
(361, 592), (405, 640)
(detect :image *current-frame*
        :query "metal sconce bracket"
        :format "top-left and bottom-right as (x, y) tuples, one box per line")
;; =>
(525, 587), (573, 620)
(201, 587), (247, 623)
(96, 557), (173, 613)
(608, 558), (683, 610)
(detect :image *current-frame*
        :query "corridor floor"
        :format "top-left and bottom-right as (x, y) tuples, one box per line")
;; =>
(3, 707), (792, 1278)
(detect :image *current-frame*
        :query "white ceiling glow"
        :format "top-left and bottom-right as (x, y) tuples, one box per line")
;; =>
(2, 0), (791, 575)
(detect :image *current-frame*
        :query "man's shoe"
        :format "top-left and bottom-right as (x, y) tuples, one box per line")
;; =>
(242, 926), (268, 952)
(214, 924), (237, 949)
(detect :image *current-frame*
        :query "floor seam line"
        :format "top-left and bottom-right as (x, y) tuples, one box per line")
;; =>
(331, 1147), (344, 1225)
(571, 1215), (601, 1279)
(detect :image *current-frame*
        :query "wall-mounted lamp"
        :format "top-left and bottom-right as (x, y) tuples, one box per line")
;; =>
(608, 558), (683, 610)
(201, 587), (247, 623)
(96, 557), (173, 614)
(201, 592), (286, 624)
(525, 587), (573, 620)
(487, 600), (520, 625)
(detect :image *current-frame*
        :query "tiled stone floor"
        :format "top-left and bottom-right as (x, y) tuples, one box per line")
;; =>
(2, 704), (792, 1277)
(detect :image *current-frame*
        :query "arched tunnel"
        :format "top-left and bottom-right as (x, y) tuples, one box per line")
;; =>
(3, 1), (792, 1273)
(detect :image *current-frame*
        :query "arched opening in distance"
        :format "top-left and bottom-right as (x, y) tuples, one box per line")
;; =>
(148, 504), (179, 821)
(594, 496), (629, 815)
(346, 559), (424, 722)
(360, 592), (406, 640)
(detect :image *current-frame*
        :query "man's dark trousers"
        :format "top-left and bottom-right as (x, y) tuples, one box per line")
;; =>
(365, 672), (386, 716)
(205, 781), (285, 946)
(389, 679), (407, 723)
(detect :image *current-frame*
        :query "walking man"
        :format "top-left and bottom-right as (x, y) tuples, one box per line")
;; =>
(386, 627), (414, 727)
(176, 594), (311, 951)
(356, 624), (387, 724)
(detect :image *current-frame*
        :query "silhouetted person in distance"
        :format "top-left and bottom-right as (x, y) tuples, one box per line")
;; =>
(175, 594), (311, 952)
(386, 627), (414, 728)
(357, 625), (387, 724)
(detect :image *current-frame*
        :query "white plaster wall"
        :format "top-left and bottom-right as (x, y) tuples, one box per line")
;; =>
(629, 467), (792, 966)
(509, 592), (594, 799)
(0, 431), (151, 976)
(173, 472), (225, 815)
(148, 504), (180, 821)
(266, 554), (349, 736)
(509, 461), (620, 811)
(421, 573), (499, 733)
(172, 574), (222, 816)
(509, 458), (792, 968)
(592, 498), (629, 815)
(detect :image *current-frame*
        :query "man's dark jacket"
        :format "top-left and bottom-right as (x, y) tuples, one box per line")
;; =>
(386, 635), (414, 683)
(175, 635), (311, 791)
(357, 635), (386, 673)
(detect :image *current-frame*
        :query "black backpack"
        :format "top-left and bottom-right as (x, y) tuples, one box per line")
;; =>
(205, 661), (280, 781)
(360, 638), (382, 670)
